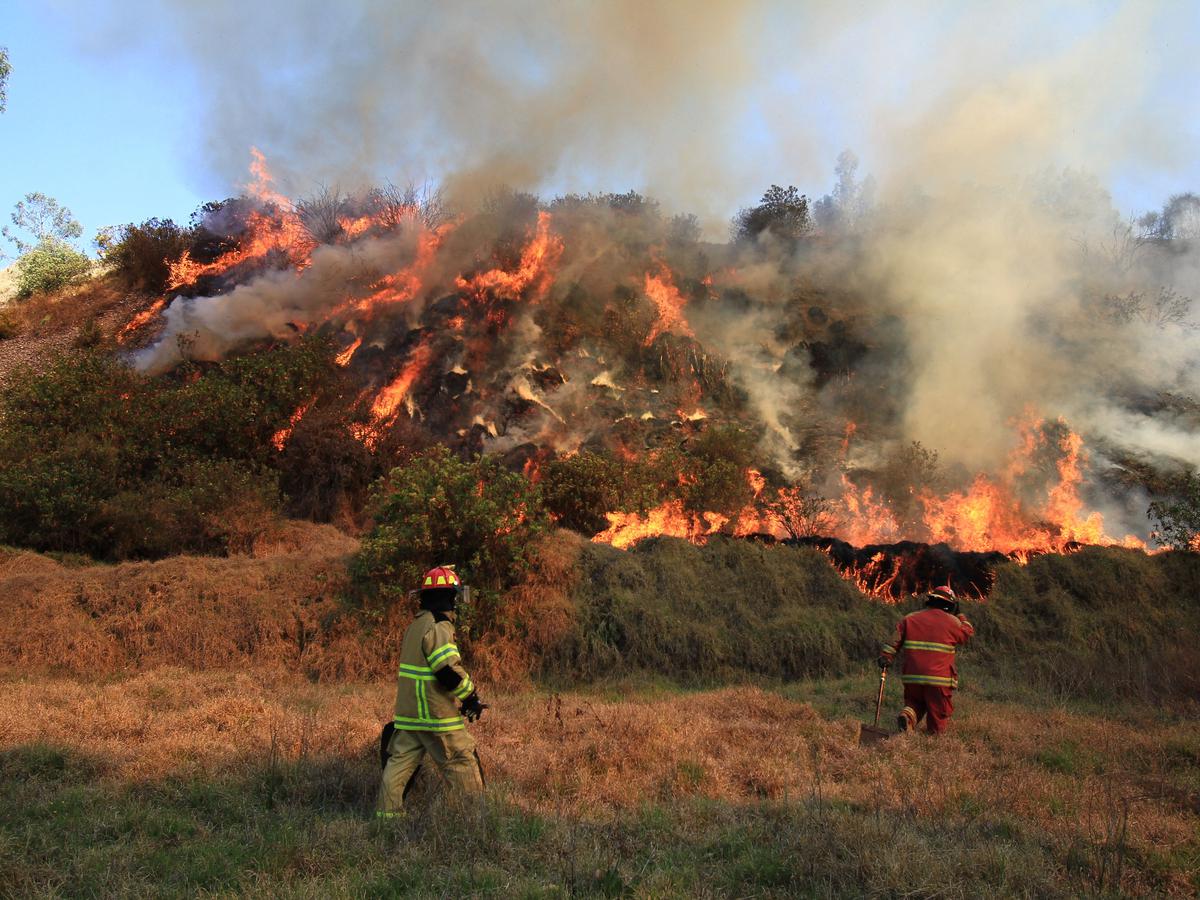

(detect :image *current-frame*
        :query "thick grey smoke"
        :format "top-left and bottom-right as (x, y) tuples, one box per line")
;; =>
(80, 0), (1199, 533)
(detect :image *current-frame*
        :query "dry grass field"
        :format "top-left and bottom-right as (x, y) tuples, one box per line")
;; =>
(2, 531), (1198, 896)
(2, 668), (1197, 897)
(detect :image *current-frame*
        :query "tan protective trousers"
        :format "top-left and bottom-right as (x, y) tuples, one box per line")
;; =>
(377, 728), (484, 815)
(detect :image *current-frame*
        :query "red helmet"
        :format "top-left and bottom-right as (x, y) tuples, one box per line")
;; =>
(926, 584), (959, 613)
(421, 566), (460, 591)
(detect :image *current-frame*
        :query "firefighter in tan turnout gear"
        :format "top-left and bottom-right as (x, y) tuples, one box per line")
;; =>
(878, 585), (974, 735)
(377, 566), (487, 816)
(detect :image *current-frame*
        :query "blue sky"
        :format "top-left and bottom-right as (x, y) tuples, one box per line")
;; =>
(2, 1), (1198, 252)
(1, 3), (209, 252)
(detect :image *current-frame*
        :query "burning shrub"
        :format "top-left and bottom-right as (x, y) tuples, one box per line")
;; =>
(683, 426), (758, 517)
(351, 446), (548, 638)
(763, 482), (837, 539)
(165, 336), (337, 466)
(871, 440), (944, 532)
(100, 217), (193, 294)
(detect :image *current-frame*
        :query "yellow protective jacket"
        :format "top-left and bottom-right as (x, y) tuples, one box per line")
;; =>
(392, 610), (475, 732)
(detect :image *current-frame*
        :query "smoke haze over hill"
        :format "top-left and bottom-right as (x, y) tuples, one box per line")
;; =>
(80, 0), (1200, 548)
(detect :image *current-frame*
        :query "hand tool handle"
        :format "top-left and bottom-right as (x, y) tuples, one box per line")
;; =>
(873, 668), (887, 727)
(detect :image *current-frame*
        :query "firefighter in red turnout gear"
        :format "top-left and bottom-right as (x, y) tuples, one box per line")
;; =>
(878, 586), (974, 735)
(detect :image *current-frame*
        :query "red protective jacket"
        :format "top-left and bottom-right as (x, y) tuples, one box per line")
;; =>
(880, 607), (975, 688)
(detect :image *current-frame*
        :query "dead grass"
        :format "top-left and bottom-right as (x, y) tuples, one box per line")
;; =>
(1, 669), (1196, 895)
(0, 526), (586, 687)
(0, 274), (146, 388)
(0, 521), (389, 681)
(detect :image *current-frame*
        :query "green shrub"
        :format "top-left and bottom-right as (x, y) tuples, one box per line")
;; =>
(540, 450), (668, 534)
(0, 337), (335, 559)
(352, 446), (548, 633)
(279, 401), (374, 522)
(1148, 471), (1200, 550)
(14, 238), (91, 298)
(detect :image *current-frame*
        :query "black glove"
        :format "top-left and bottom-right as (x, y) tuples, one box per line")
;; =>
(877, 655), (892, 670)
(460, 692), (489, 722)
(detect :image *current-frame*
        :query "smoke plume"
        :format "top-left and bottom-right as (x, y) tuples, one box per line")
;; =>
(83, 0), (1200, 541)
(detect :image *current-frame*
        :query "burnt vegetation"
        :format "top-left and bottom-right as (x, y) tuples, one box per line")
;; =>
(0, 161), (1196, 610)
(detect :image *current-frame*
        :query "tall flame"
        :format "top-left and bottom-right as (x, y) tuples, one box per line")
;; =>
(167, 149), (313, 291)
(643, 264), (694, 346)
(456, 211), (563, 302)
(369, 339), (436, 423)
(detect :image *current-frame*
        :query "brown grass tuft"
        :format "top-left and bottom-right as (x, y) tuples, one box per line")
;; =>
(0, 522), (388, 680)
(470, 529), (582, 687)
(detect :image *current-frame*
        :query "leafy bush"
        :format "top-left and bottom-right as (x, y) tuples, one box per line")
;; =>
(101, 218), (193, 294)
(540, 451), (625, 534)
(352, 446), (547, 635)
(732, 185), (811, 244)
(683, 426), (757, 516)
(14, 238), (91, 298)
(0, 338), (335, 559)
(0, 307), (20, 339)
(1148, 471), (1200, 550)
(279, 402), (374, 522)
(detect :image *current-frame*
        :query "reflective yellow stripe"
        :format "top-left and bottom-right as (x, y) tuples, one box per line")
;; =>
(879, 643), (895, 655)
(427, 644), (460, 668)
(901, 674), (957, 687)
(902, 640), (956, 653)
(392, 715), (465, 732)
(416, 680), (429, 719)
(452, 676), (474, 700)
(398, 663), (435, 681)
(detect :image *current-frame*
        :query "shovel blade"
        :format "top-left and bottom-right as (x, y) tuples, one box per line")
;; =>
(859, 724), (891, 746)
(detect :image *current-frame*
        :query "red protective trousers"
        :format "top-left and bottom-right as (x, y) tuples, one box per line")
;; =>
(902, 683), (955, 735)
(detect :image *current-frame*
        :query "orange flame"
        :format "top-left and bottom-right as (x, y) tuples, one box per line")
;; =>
(335, 336), (363, 367)
(337, 214), (374, 240)
(117, 297), (167, 344)
(838, 474), (902, 546)
(271, 400), (312, 452)
(370, 339), (436, 422)
(337, 222), (452, 320)
(167, 149), (313, 291)
(455, 211), (563, 302)
(643, 264), (694, 346)
(592, 500), (721, 550)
